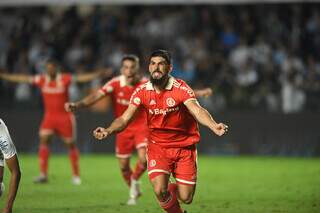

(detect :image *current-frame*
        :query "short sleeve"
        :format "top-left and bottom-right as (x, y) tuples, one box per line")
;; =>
(179, 83), (197, 104)
(129, 86), (144, 107)
(32, 75), (43, 87)
(99, 80), (115, 96)
(0, 120), (17, 160)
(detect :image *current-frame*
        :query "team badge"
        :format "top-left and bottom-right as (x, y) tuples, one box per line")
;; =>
(133, 97), (141, 105)
(166, 98), (175, 107)
(149, 159), (156, 167)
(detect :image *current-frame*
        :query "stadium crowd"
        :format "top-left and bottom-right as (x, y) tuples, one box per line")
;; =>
(0, 4), (319, 113)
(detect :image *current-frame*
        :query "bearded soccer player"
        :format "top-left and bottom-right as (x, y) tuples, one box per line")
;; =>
(0, 119), (21, 213)
(66, 54), (213, 205)
(0, 59), (107, 185)
(93, 50), (228, 212)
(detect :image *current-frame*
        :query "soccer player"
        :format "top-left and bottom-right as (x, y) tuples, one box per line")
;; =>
(93, 50), (228, 213)
(0, 59), (107, 185)
(65, 54), (149, 205)
(0, 119), (21, 213)
(65, 54), (213, 205)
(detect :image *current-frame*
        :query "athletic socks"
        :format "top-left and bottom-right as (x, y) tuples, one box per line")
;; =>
(69, 146), (80, 177)
(39, 144), (49, 176)
(131, 161), (147, 180)
(121, 168), (133, 187)
(158, 183), (183, 213)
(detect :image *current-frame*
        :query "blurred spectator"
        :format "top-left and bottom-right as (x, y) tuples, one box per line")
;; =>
(0, 4), (319, 113)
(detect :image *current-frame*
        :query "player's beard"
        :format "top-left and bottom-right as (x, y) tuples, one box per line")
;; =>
(150, 71), (169, 87)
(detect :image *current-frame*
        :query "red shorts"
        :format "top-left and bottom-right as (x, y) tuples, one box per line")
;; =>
(147, 142), (197, 185)
(39, 112), (75, 140)
(115, 128), (148, 158)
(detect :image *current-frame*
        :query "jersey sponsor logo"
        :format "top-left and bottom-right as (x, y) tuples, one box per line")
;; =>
(133, 97), (141, 105)
(0, 138), (8, 151)
(149, 159), (156, 167)
(166, 97), (175, 107)
(148, 106), (180, 115)
(149, 99), (156, 105)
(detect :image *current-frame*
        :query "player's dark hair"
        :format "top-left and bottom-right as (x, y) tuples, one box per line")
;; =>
(149, 49), (172, 65)
(121, 54), (140, 64)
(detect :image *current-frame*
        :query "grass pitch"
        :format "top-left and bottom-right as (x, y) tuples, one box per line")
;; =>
(0, 155), (319, 213)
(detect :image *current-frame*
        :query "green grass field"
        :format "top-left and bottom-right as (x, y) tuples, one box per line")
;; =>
(0, 155), (319, 213)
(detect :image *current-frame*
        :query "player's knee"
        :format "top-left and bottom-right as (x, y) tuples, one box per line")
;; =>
(153, 185), (168, 200)
(179, 194), (194, 204)
(119, 164), (130, 172)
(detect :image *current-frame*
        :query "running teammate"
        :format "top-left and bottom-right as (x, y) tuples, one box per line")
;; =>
(0, 59), (107, 185)
(0, 119), (21, 213)
(93, 50), (228, 212)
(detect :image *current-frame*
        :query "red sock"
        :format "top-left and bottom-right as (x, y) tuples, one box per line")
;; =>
(39, 144), (49, 176)
(158, 183), (183, 213)
(121, 168), (132, 187)
(132, 161), (147, 180)
(69, 146), (80, 177)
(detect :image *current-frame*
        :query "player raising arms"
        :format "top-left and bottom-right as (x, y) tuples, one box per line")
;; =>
(66, 55), (149, 205)
(0, 59), (107, 185)
(65, 54), (213, 205)
(0, 119), (21, 213)
(93, 50), (228, 213)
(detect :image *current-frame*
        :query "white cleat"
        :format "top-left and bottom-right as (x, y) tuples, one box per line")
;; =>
(72, 176), (81, 185)
(127, 178), (141, 205)
(127, 197), (137, 205)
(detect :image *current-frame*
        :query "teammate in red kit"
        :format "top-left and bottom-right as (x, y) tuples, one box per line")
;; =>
(65, 55), (148, 204)
(93, 50), (228, 213)
(0, 59), (107, 185)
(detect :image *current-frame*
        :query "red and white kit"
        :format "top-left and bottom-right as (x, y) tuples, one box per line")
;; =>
(130, 76), (200, 185)
(99, 75), (149, 158)
(32, 73), (75, 140)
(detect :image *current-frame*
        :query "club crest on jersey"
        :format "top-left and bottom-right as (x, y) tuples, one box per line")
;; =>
(149, 159), (156, 167)
(118, 92), (124, 97)
(133, 97), (141, 105)
(166, 98), (175, 107)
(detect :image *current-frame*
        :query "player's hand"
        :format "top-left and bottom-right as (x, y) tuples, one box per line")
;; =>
(93, 127), (110, 140)
(212, 123), (228, 136)
(64, 102), (77, 112)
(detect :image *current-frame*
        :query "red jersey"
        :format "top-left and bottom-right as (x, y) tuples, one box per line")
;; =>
(32, 73), (72, 114)
(130, 76), (200, 147)
(99, 75), (148, 130)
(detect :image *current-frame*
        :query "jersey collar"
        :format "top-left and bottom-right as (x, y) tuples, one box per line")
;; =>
(146, 75), (175, 91)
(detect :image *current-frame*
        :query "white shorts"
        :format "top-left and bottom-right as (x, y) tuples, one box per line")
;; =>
(0, 119), (17, 166)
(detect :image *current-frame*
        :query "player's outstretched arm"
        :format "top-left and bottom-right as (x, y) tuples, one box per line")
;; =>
(0, 72), (33, 84)
(93, 104), (139, 140)
(74, 68), (112, 83)
(194, 88), (213, 98)
(2, 155), (21, 213)
(65, 91), (108, 112)
(184, 99), (228, 136)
